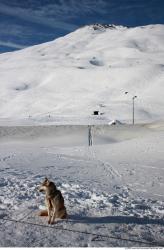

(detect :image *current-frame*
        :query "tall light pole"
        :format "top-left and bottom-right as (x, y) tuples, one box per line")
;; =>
(132, 95), (137, 125)
(125, 92), (137, 125)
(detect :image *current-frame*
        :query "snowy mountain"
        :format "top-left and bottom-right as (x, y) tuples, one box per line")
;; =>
(1, 24), (164, 247)
(0, 24), (164, 123)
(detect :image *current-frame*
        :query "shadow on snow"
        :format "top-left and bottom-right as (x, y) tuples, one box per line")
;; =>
(68, 214), (164, 225)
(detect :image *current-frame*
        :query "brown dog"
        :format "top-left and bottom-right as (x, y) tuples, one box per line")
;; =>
(38, 178), (67, 224)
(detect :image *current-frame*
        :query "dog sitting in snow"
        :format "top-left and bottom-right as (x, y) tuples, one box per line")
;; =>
(38, 178), (67, 224)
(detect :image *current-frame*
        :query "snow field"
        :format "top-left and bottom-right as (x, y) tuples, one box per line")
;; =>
(0, 123), (164, 246)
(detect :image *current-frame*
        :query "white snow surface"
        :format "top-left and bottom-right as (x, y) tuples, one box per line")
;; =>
(0, 123), (164, 247)
(0, 24), (164, 247)
(0, 24), (164, 123)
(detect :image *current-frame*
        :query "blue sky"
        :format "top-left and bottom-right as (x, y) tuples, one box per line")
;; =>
(0, 0), (164, 53)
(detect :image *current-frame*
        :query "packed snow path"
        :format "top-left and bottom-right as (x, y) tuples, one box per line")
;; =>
(0, 123), (164, 247)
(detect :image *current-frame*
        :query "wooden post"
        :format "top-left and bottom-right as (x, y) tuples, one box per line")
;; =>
(88, 125), (92, 146)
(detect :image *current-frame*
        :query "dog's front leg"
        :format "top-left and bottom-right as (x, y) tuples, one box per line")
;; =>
(50, 207), (56, 224)
(47, 207), (52, 224)
(50, 200), (56, 224)
(46, 198), (52, 224)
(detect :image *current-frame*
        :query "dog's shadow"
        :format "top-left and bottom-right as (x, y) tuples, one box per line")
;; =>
(67, 214), (164, 226)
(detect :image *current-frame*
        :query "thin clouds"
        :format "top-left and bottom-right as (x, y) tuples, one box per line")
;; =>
(0, 2), (77, 31)
(0, 40), (26, 49)
(41, 0), (108, 18)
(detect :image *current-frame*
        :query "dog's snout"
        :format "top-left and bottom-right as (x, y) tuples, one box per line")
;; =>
(38, 186), (43, 192)
(38, 185), (46, 192)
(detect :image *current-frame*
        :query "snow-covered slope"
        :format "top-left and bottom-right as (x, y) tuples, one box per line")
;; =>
(0, 24), (164, 122)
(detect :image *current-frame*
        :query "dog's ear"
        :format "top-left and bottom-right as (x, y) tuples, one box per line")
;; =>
(45, 177), (48, 181)
(44, 177), (50, 185)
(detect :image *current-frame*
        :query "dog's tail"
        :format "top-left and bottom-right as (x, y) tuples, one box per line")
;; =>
(38, 210), (48, 216)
